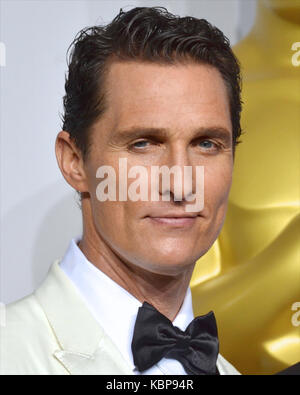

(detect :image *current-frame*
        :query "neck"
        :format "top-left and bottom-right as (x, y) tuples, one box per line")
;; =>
(249, 2), (300, 70)
(78, 199), (194, 322)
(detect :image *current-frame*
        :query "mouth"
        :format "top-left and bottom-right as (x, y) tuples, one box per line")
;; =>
(146, 213), (201, 228)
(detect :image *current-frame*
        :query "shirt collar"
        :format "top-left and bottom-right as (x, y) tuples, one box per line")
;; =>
(59, 236), (195, 371)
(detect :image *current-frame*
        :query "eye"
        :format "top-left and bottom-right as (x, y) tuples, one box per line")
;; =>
(132, 140), (150, 149)
(191, 138), (221, 154)
(199, 140), (216, 149)
(129, 139), (159, 152)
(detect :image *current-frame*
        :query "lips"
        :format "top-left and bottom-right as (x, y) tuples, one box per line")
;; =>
(146, 212), (200, 227)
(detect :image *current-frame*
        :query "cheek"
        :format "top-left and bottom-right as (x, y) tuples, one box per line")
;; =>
(90, 197), (141, 246)
(204, 160), (233, 213)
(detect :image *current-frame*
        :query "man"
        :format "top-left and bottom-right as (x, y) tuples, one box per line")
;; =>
(1, 7), (242, 375)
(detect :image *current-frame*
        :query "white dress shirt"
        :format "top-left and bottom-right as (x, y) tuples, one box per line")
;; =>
(60, 237), (210, 375)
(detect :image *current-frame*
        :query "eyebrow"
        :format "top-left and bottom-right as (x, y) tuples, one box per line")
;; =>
(110, 126), (232, 145)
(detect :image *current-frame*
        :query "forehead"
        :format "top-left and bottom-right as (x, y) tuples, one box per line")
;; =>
(101, 60), (232, 135)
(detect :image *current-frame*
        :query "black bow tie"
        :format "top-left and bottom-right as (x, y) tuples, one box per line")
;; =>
(131, 301), (220, 375)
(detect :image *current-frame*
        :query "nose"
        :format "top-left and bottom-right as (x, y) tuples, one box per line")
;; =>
(157, 143), (195, 203)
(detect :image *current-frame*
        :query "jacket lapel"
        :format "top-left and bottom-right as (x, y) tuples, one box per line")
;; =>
(34, 260), (133, 375)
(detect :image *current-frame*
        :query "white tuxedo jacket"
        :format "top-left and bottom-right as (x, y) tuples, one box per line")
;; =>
(0, 260), (240, 375)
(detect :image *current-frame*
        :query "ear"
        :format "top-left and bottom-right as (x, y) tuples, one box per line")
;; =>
(55, 131), (88, 193)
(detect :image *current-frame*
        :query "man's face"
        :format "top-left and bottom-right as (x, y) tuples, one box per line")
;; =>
(84, 61), (233, 276)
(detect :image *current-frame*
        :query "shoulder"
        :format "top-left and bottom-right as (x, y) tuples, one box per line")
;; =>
(0, 291), (67, 375)
(4, 292), (46, 325)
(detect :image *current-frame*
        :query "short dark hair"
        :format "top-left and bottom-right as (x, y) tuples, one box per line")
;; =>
(61, 6), (242, 161)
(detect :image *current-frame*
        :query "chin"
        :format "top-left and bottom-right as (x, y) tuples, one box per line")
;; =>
(138, 247), (204, 276)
